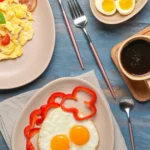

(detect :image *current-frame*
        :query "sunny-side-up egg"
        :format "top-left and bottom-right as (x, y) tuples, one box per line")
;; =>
(95, 0), (116, 16)
(38, 108), (99, 150)
(0, 0), (34, 60)
(116, 0), (136, 15)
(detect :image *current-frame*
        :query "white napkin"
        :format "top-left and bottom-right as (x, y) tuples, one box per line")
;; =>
(0, 71), (128, 150)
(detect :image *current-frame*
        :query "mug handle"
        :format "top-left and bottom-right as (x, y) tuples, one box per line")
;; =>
(145, 79), (150, 89)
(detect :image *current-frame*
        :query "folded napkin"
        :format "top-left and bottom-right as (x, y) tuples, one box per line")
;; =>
(0, 71), (127, 150)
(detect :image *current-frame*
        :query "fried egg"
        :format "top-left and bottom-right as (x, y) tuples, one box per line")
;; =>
(38, 108), (99, 150)
(95, 0), (116, 16)
(116, 0), (136, 15)
(0, 0), (34, 60)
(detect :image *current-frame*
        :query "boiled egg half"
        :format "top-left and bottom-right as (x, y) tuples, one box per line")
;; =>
(116, 0), (136, 15)
(95, 0), (117, 16)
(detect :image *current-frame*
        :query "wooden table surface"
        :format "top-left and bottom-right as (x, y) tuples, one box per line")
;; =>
(1, 0), (150, 150)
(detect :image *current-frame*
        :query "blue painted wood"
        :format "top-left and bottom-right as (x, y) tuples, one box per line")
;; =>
(0, 0), (150, 150)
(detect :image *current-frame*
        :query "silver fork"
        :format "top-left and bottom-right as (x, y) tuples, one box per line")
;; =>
(68, 0), (116, 99)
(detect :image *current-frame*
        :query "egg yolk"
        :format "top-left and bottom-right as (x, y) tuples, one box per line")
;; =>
(70, 125), (90, 146)
(119, 0), (133, 10)
(51, 135), (70, 150)
(102, 0), (116, 12)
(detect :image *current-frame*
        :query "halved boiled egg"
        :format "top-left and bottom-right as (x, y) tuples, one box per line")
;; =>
(116, 0), (136, 15)
(95, 0), (116, 16)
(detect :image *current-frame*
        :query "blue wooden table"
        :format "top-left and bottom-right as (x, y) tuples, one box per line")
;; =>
(1, 0), (150, 150)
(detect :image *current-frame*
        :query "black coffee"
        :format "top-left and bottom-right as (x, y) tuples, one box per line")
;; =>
(121, 39), (150, 76)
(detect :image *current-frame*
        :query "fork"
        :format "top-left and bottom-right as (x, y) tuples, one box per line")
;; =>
(68, 0), (116, 99)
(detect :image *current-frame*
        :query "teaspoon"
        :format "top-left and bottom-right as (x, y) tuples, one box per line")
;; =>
(120, 97), (135, 150)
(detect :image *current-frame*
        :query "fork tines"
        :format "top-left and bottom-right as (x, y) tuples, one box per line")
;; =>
(68, 0), (84, 19)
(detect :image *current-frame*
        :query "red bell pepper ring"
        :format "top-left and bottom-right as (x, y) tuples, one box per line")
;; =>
(35, 92), (65, 125)
(24, 96), (65, 150)
(61, 86), (97, 121)
(1, 34), (10, 46)
(47, 92), (66, 104)
(26, 139), (35, 150)
(36, 103), (60, 125)
(41, 103), (60, 118)
(0, 0), (4, 2)
(35, 105), (47, 125)
(29, 128), (40, 139)
(24, 108), (45, 149)
(30, 109), (41, 127)
(24, 126), (40, 139)
(40, 104), (47, 112)
(24, 99), (64, 149)
(24, 125), (31, 139)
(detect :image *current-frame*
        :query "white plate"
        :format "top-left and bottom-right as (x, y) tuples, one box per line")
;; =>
(12, 77), (114, 150)
(0, 0), (55, 89)
(90, 0), (148, 24)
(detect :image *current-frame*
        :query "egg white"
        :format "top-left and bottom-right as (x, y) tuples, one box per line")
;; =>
(95, 0), (116, 16)
(116, 0), (135, 15)
(38, 108), (99, 150)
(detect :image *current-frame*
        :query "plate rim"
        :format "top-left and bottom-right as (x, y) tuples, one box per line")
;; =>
(0, 0), (56, 90)
(90, 0), (148, 25)
(12, 77), (114, 150)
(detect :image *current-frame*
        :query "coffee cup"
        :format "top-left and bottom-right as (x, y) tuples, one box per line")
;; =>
(117, 35), (150, 89)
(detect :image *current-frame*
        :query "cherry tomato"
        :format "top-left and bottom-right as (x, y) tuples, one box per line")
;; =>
(1, 34), (10, 46)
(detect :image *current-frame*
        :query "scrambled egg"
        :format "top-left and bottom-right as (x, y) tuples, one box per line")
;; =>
(0, 0), (34, 60)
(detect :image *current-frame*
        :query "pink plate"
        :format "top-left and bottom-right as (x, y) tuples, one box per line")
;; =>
(0, 0), (55, 89)
(12, 77), (114, 150)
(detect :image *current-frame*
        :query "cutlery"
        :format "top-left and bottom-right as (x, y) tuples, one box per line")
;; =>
(57, 0), (84, 70)
(120, 97), (135, 150)
(68, 0), (116, 99)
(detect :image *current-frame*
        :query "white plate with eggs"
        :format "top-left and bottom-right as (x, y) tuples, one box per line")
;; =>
(90, 0), (148, 24)
(12, 77), (114, 150)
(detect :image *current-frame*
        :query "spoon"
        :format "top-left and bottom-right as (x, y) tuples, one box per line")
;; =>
(120, 97), (135, 150)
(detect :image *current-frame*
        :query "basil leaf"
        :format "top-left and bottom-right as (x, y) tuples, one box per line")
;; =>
(0, 12), (6, 24)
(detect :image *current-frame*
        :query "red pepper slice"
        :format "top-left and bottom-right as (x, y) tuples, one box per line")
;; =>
(24, 109), (41, 139)
(1, 34), (10, 46)
(61, 86), (97, 121)
(36, 103), (60, 125)
(35, 92), (65, 125)
(0, 0), (4, 2)
(29, 128), (40, 138)
(24, 126), (40, 139)
(26, 139), (35, 150)
(47, 92), (66, 104)
(24, 125), (31, 139)
(30, 109), (41, 127)
(41, 103), (60, 119)
(35, 105), (47, 125)
(24, 103), (61, 150)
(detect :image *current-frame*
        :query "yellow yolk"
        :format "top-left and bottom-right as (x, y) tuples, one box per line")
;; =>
(70, 125), (90, 146)
(102, 0), (116, 12)
(119, 0), (133, 10)
(51, 135), (70, 150)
